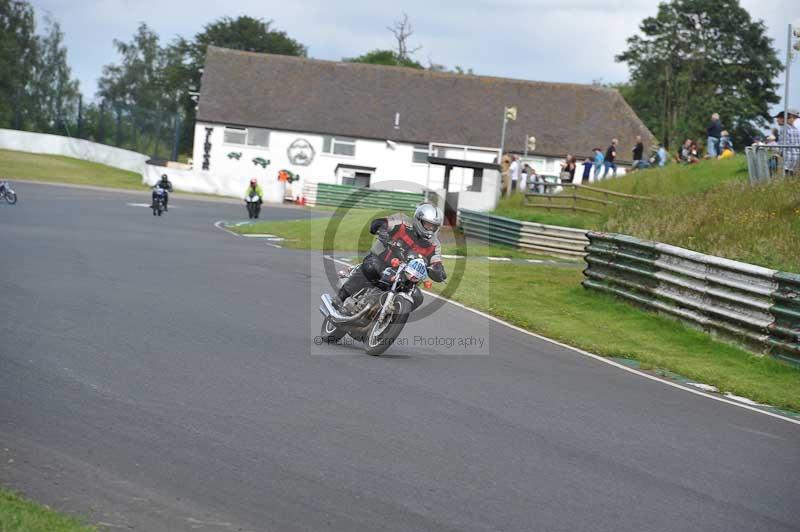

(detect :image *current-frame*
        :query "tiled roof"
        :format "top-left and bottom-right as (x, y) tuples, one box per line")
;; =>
(198, 46), (655, 160)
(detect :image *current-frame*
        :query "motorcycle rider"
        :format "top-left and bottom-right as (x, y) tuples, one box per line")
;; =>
(334, 203), (447, 312)
(152, 174), (173, 211)
(244, 178), (264, 204)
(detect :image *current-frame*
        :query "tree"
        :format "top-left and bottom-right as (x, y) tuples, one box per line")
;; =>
(172, 16), (307, 155)
(30, 15), (80, 133)
(616, 0), (781, 149)
(344, 49), (424, 69)
(387, 13), (421, 62)
(0, 0), (37, 128)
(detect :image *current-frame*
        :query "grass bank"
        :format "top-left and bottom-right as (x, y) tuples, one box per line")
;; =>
(493, 156), (800, 272)
(227, 213), (800, 411)
(0, 489), (96, 531)
(0, 149), (144, 190)
(234, 208), (550, 260)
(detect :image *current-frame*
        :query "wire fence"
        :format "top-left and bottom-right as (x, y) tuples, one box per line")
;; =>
(745, 144), (800, 185)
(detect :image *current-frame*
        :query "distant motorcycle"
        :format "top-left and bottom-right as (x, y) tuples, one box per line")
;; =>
(0, 181), (17, 204)
(245, 193), (262, 219)
(152, 186), (167, 216)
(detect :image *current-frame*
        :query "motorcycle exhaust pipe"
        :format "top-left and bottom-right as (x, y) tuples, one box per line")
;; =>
(319, 294), (372, 323)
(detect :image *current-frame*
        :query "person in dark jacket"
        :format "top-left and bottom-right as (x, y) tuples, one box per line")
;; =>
(706, 113), (723, 158)
(151, 174), (173, 210)
(335, 204), (447, 312)
(602, 139), (618, 178)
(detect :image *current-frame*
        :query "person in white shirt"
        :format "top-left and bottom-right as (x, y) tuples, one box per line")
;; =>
(509, 155), (521, 194)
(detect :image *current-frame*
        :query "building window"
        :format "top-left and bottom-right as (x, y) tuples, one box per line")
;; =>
(247, 127), (270, 148)
(323, 135), (356, 156)
(224, 127), (246, 145)
(223, 126), (270, 148)
(412, 145), (429, 164)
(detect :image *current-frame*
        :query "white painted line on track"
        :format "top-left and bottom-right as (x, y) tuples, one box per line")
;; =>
(487, 257), (512, 261)
(214, 221), (242, 237)
(324, 254), (800, 427)
(242, 234), (277, 238)
(442, 254), (465, 259)
(214, 224), (799, 427)
(127, 202), (179, 208)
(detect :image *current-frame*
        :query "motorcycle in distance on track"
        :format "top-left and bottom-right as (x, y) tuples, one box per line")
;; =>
(245, 193), (262, 219)
(152, 186), (167, 216)
(319, 246), (434, 356)
(0, 180), (17, 204)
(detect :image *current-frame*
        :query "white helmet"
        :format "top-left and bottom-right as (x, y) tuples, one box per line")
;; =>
(413, 203), (443, 240)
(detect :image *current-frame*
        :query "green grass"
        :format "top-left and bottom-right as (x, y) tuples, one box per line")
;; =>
(0, 149), (145, 190)
(231, 210), (800, 411)
(429, 260), (800, 411)
(494, 156), (800, 272)
(234, 208), (557, 260)
(0, 489), (96, 532)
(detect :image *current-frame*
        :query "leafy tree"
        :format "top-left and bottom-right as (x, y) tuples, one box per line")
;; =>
(170, 16), (307, 155)
(344, 49), (424, 69)
(29, 15), (80, 133)
(616, 0), (781, 149)
(0, 0), (37, 128)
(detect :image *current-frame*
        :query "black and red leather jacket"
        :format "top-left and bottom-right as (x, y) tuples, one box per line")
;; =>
(368, 214), (446, 282)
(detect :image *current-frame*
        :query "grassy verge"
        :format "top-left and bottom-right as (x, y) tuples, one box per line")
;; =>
(493, 156), (800, 272)
(228, 212), (800, 411)
(0, 149), (145, 190)
(431, 260), (800, 412)
(234, 208), (559, 260)
(0, 489), (96, 531)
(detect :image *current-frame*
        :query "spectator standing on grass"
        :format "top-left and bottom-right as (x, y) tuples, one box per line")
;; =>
(631, 135), (645, 169)
(775, 109), (800, 176)
(560, 155), (577, 183)
(602, 139), (618, 178)
(592, 148), (604, 181)
(706, 113), (723, 158)
(581, 157), (593, 183)
(509, 154), (521, 193)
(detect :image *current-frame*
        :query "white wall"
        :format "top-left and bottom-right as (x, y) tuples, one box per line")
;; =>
(192, 122), (484, 198)
(0, 128), (148, 173)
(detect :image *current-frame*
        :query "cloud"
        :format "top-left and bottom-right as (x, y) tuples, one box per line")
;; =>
(30, 0), (800, 107)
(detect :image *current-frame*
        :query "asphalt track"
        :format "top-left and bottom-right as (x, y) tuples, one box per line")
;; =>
(1, 182), (798, 532)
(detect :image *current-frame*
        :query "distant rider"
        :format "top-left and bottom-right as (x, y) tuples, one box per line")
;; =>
(334, 203), (447, 312)
(245, 178), (264, 204)
(152, 174), (173, 211)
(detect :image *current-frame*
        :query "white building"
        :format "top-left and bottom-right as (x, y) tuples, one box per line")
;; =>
(190, 47), (654, 210)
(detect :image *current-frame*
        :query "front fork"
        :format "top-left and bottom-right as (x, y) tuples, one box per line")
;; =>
(377, 291), (396, 324)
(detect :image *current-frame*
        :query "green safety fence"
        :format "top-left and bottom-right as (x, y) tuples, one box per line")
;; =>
(312, 183), (424, 211)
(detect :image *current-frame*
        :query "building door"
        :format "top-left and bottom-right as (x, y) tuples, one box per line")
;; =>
(354, 172), (371, 188)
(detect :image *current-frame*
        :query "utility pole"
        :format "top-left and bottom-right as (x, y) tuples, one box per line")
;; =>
(783, 24), (792, 144)
(499, 106), (516, 195)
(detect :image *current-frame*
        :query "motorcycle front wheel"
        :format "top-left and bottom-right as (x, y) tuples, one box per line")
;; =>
(364, 298), (411, 356)
(5, 192), (17, 204)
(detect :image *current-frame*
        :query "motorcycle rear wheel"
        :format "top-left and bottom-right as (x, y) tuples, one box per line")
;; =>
(320, 317), (347, 343)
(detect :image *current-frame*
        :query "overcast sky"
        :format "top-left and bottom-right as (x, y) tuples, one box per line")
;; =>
(29, 0), (800, 109)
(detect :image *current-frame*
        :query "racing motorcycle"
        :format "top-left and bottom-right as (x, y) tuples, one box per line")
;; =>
(0, 181), (17, 204)
(152, 186), (166, 216)
(245, 193), (261, 219)
(319, 249), (432, 356)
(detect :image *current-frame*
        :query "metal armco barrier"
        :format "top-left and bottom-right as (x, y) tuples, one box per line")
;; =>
(459, 209), (589, 259)
(302, 182), (424, 211)
(583, 232), (800, 365)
